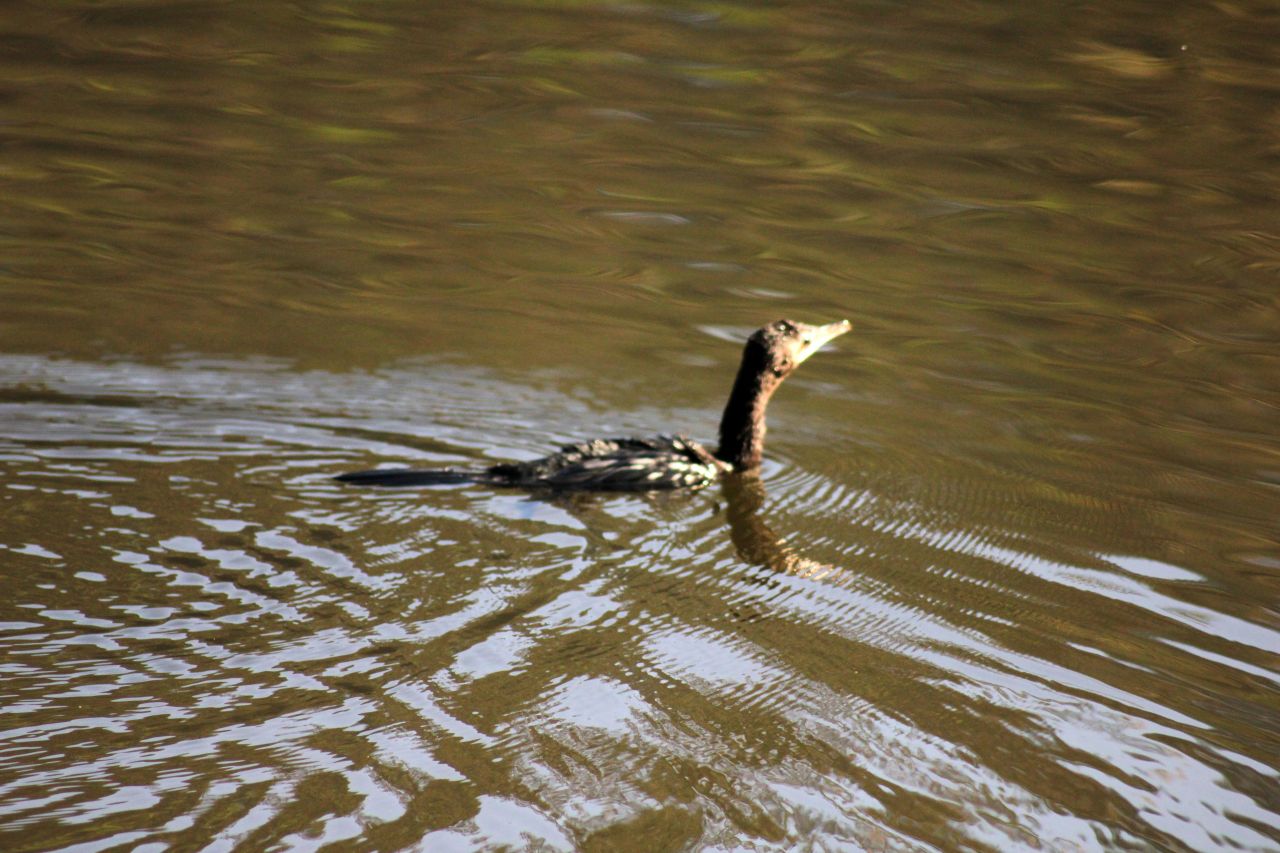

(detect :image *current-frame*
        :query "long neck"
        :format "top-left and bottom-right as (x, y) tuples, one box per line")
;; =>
(715, 341), (782, 471)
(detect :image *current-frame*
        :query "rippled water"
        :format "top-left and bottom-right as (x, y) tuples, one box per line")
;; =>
(2, 0), (1279, 850)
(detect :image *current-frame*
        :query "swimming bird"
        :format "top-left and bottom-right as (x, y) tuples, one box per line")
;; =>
(334, 318), (850, 491)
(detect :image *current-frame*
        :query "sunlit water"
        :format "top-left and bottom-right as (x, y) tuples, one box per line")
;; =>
(2, 0), (1278, 850)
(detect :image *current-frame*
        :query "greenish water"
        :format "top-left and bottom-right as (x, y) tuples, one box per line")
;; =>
(1, 1), (1278, 850)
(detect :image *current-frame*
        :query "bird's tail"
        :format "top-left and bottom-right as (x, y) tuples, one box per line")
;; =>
(333, 468), (483, 487)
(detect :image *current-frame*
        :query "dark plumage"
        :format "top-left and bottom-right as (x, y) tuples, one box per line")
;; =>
(335, 318), (850, 492)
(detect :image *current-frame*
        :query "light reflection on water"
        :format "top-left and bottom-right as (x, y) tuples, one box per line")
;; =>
(2, 0), (1279, 848)
(0, 353), (1276, 850)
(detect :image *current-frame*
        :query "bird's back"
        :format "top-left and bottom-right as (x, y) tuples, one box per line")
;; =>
(487, 435), (725, 491)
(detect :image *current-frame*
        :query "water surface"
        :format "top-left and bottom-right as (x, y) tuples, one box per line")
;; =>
(1, 1), (1278, 850)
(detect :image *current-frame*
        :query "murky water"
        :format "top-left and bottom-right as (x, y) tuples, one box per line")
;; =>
(2, 1), (1279, 850)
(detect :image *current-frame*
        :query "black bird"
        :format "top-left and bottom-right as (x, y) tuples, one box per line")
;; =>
(334, 318), (850, 491)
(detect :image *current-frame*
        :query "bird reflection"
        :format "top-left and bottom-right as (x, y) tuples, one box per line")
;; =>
(721, 472), (842, 581)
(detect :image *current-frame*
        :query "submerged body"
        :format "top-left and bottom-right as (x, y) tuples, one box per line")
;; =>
(335, 319), (850, 492)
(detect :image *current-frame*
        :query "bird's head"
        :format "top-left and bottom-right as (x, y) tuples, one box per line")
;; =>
(750, 318), (852, 377)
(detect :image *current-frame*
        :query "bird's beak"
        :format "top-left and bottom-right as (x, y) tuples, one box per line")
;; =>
(794, 319), (852, 364)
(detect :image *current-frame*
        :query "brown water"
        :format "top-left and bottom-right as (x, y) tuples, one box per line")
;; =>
(2, 1), (1278, 850)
